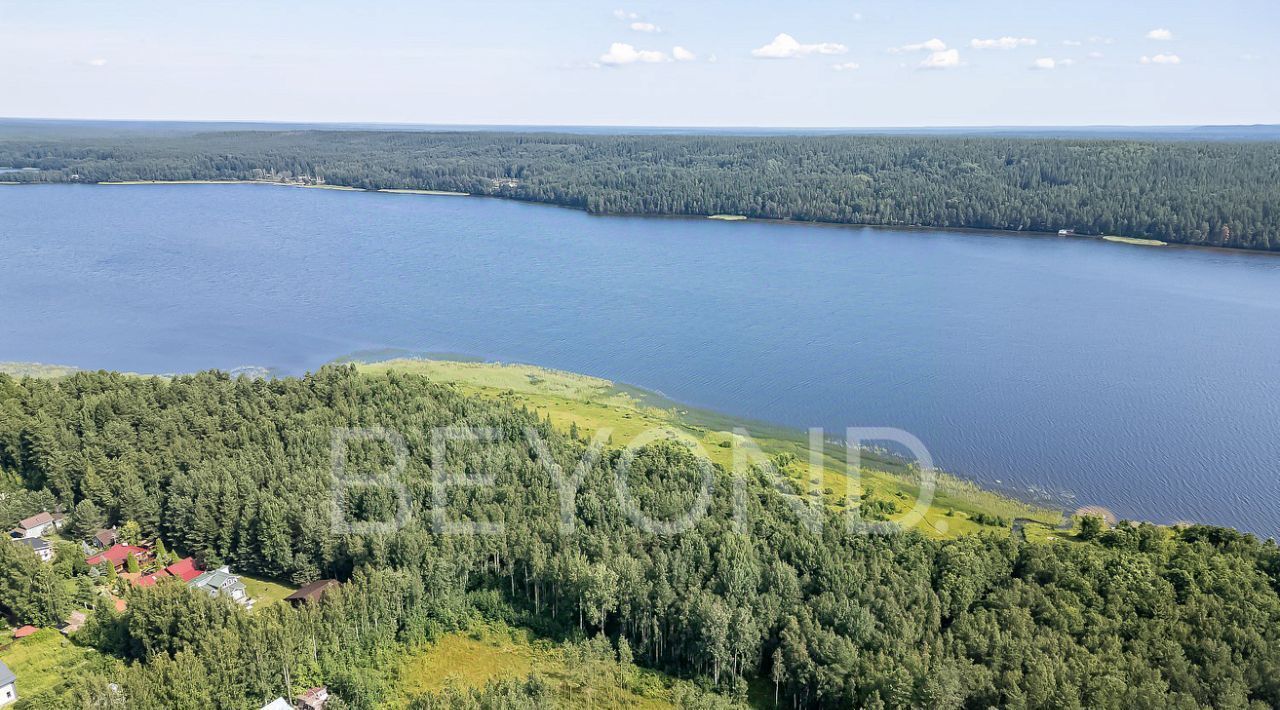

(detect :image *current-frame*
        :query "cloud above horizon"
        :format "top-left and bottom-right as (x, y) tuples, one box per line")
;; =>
(971, 37), (1037, 50)
(890, 38), (947, 54)
(1146, 28), (1174, 41)
(919, 48), (960, 70)
(752, 33), (847, 59)
(599, 42), (670, 65)
(889, 39), (960, 70)
(1140, 53), (1181, 65)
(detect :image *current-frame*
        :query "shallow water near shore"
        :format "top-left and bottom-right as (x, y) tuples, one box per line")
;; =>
(3, 183), (1279, 535)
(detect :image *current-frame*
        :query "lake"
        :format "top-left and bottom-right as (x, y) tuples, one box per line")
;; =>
(3, 184), (1279, 535)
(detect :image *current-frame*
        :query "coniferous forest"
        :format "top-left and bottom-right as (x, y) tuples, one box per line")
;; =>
(2, 129), (1279, 251)
(1, 368), (1278, 708)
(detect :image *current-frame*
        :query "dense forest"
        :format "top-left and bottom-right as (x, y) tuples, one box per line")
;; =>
(2, 129), (1279, 251)
(0, 368), (1278, 708)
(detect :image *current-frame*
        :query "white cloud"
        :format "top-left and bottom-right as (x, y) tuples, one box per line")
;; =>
(1031, 57), (1057, 70)
(86, 58), (108, 67)
(1140, 53), (1181, 65)
(890, 38), (947, 54)
(751, 33), (847, 59)
(919, 48), (960, 69)
(630, 22), (661, 33)
(1089, 36), (1116, 45)
(672, 46), (696, 62)
(1146, 28), (1174, 41)
(707, 54), (718, 63)
(852, 12), (863, 22)
(970, 37), (1037, 50)
(612, 9), (638, 20)
(1062, 39), (1083, 47)
(599, 42), (671, 66)
(831, 61), (861, 71)
(1088, 51), (1105, 59)
(1059, 58), (1076, 66)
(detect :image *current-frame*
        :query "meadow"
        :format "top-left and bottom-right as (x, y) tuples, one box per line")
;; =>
(354, 358), (1064, 541)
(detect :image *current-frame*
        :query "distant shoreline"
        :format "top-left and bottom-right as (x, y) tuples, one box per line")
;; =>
(57, 180), (1271, 257)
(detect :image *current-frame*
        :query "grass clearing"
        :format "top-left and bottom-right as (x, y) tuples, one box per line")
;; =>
(1103, 235), (1167, 247)
(0, 362), (82, 378)
(392, 624), (692, 708)
(241, 575), (295, 610)
(0, 629), (121, 704)
(355, 358), (1061, 539)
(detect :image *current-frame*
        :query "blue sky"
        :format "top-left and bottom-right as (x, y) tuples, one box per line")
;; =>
(1, 0), (1276, 126)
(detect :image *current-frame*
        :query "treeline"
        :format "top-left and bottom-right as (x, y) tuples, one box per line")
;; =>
(2, 130), (1279, 250)
(0, 368), (1279, 707)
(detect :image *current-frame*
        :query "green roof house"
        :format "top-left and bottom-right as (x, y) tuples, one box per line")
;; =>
(187, 565), (253, 609)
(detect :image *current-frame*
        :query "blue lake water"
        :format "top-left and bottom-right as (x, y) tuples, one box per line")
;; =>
(3, 184), (1279, 535)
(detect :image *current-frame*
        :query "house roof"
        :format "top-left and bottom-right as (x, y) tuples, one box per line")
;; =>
(18, 511), (54, 529)
(133, 570), (170, 588)
(13, 625), (38, 639)
(165, 557), (201, 582)
(190, 566), (242, 592)
(16, 537), (51, 552)
(286, 579), (339, 604)
(94, 528), (118, 546)
(261, 699), (292, 710)
(298, 686), (329, 708)
(86, 544), (147, 567)
(0, 660), (14, 686)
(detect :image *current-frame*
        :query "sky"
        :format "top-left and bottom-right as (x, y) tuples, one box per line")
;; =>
(1, 0), (1277, 127)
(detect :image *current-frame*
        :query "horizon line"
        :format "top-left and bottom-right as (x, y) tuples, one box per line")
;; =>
(2, 116), (1278, 131)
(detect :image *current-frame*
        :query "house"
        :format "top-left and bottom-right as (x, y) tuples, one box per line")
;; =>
(188, 566), (252, 608)
(10, 511), (63, 539)
(14, 537), (54, 563)
(298, 686), (329, 710)
(86, 544), (148, 573)
(1057, 229), (1076, 236)
(92, 528), (118, 549)
(0, 660), (15, 706)
(164, 557), (202, 582)
(129, 556), (200, 588)
(12, 626), (37, 640)
(261, 699), (291, 710)
(285, 579), (339, 606)
(133, 570), (168, 588)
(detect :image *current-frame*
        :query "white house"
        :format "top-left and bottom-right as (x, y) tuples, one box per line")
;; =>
(188, 566), (253, 608)
(14, 537), (53, 562)
(10, 511), (63, 539)
(0, 660), (16, 706)
(261, 699), (291, 710)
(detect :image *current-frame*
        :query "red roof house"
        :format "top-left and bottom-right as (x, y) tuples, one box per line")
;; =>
(165, 557), (202, 583)
(13, 625), (38, 639)
(86, 544), (148, 572)
(133, 570), (170, 588)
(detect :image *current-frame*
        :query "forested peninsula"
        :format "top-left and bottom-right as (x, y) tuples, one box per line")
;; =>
(1, 367), (1278, 708)
(3, 129), (1279, 251)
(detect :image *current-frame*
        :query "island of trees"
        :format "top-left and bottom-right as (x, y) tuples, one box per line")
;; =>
(0, 367), (1278, 707)
(2, 128), (1278, 251)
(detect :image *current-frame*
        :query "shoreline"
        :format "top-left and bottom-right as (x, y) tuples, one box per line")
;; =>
(1, 179), (1271, 257)
(0, 354), (1149, 539)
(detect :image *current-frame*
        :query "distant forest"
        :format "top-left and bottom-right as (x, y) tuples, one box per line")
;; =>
(2, 129), (1279, 251)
